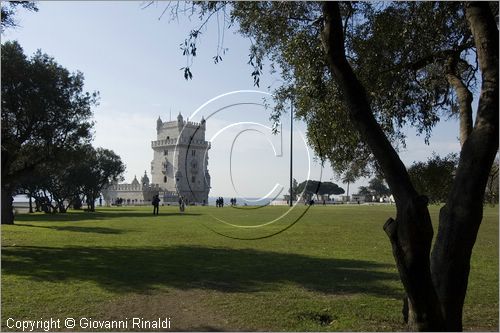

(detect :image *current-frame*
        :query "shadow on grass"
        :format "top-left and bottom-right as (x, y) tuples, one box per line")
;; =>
(14, 224), (128, 234)
(13, 211), (201, 223)
(2, 245), (401, 298)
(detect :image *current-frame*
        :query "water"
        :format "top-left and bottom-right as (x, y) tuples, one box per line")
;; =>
(208, 197), (272, 206)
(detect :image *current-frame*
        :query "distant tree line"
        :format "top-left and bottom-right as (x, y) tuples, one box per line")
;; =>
(18, 145), (125, 214)
(407, 153), (498, 204)
(355, 153), (498, 205)
(356, 177), (391, 200)
(1, 41), (125, 223)
(484, 159), (499, 205)
(287, 178), (345, 202)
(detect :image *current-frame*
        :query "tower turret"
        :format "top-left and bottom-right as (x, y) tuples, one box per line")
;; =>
(156, 116), (162, 133)
(141, 170), (150, 186)
(177, 112), (184, 131)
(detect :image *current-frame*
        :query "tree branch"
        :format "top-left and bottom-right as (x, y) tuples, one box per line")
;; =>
(445, 56), (473, 146)
(320, 2), (416, 204)
(379, 43), (473, 75)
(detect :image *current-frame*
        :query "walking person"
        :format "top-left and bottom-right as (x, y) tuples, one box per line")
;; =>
(152, 194), (160, 215)
(179, 196), (185, 213)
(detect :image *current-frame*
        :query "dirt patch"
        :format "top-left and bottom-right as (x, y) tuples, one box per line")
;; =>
(99, 289), (242, 331)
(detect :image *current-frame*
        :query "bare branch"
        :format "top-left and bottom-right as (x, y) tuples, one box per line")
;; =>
(158, 2), (171, 21)
(379, 43), (474, 75)
(140, 1), (154, 10)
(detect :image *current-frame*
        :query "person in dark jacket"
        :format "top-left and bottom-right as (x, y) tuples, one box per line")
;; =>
(152, 195), (160, 215)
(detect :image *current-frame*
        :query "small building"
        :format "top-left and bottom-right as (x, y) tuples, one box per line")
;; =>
(340, 195), (350, 202)
(351, 194), (368, 203)
(102, 172), (159, 205)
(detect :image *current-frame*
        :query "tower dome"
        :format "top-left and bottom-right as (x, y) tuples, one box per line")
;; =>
(177, 112), (184, 123)
(131, 175), (140, 186)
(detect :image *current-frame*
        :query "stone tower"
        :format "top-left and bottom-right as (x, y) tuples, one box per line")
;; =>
(151, 113), (210, 204)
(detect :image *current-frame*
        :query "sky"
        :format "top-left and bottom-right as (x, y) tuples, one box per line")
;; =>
(4, 1), (465, 199)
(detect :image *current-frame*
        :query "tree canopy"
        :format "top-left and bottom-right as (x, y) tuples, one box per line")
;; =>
(18, 145), (125, 214)
(1, 41), (97, 185)
(356, 176), (391, 199)
(1, 1), (38, 32)
(165, 2), (485, 181)
(408, 153), (458, 204)
(296, 180), (344, 201)
(1, 41), (101, 223)
(78, 146), (126, 212)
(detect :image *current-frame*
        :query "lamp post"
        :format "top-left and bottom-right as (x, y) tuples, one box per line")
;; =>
(289, 100), (293, 207)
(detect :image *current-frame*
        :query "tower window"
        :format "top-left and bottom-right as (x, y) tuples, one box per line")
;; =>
(164, 176), (167, 183)
(191, 176), (196, 183)
(164, 150), (168, 156)
(192, 150), (196, 156)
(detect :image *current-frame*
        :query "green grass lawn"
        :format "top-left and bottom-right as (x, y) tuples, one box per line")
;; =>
(2, 204), (498, 331)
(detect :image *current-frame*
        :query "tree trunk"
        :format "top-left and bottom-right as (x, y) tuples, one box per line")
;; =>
(445, 57), (473, 147)
(58, 200), (67, 213)
(1, 187), (14, 224)
(384, 196), (445, 331)
(41, 198), (50, 213)
(431, 3), (499, 331)
(34, 195), (41, 212)
(486, 165), (499, 204)
(28, 193), (33, 213)
(321, 3), (446, 330)
(90, 195), (95, 212)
